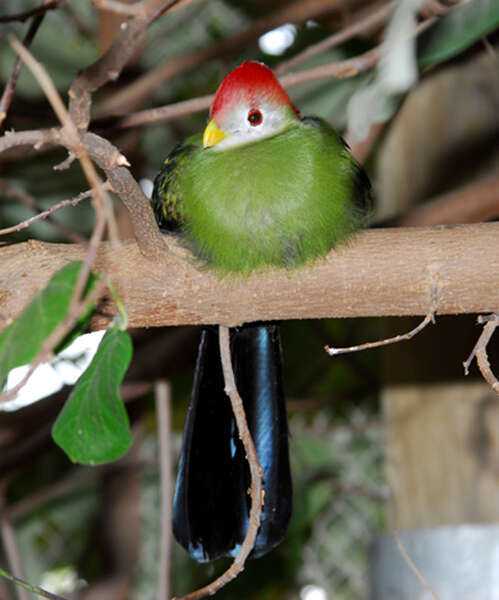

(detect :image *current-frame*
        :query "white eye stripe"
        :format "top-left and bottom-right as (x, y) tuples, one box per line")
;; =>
(211, 102), (291, 150)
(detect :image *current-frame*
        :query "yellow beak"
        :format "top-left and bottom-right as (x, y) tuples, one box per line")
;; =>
(203, 119), (227, 148)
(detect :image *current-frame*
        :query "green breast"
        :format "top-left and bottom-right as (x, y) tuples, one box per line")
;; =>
(179, 120), (366, 275)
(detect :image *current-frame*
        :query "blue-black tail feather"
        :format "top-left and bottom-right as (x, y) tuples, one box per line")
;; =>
(173, 323), (292, 562)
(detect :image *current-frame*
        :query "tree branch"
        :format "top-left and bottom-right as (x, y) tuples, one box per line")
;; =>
(1, 223), (498, 331)
(94, 0), (358, 117)
(155, 381), (172, 600)
(0, 0), (61, 23)
(0, 127), (166, 260)
(275, 1), (393, 75)
(0, 179), (87, 242)
(394, 175), (499, 227)
(68, 0), (182, 130)
(463, 313), (499, 395)
(115, 46), (381, 128)
(0, 10), (47, 128)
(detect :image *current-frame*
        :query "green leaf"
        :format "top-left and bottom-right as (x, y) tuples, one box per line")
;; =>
(289, 481), (331, 534)
(0, 261), (95, 389)
(52, 327), (133, 465)
(293, 434), (338, 473)
(418, 0), (499, 67)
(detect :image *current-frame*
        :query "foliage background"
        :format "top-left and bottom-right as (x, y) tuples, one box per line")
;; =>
(0, 0), (498, 598)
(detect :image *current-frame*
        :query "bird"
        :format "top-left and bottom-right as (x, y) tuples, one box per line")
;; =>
(151, 61), (371, 563)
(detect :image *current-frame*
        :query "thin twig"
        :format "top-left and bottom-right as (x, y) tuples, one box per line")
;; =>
(0, 0), (61, 23)
(93, 0), (196, 15)
(0, 126), (166, 260)
(394, 534), (441, 600)
(275, 2), (393, 74)
(174, 327), (264, 600)
(0, 185), (109, 237)
(463, 313), (499, 395)
(0, 568), (67, 600)
(0, 490), (30, 600)
(326, 308), (436, 356)
(326, 279), (438, 356)
(68, 0), (182, 130)
(118, 94), (212, 128)
(0, 11), (47, 128)
(155, 381), (172, 600)
(0, 179), (87, 242)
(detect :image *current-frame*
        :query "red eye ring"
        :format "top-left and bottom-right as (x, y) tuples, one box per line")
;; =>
(247, 109), (263, 126)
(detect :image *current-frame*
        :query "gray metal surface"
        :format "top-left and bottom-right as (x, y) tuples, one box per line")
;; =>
(369, 524), (499, 600)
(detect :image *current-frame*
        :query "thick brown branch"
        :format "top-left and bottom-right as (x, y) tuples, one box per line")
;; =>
(1, 223), (498, 330)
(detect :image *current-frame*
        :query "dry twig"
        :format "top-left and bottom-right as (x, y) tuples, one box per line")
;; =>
(0, 184), (109, 238)
(276, 2), (393, 74)
(93, 0), (197, 16)
(325, 304), (437, 356)
(68, 0), (182, 130)
(0, 569), (67, 600)
(394, 534), (441, 600)
(0, 490), (30, 600)
(0, 0), (61, 23)
(0, 11), (47, 128)
(463, 313), (499, 395)
(174, 327), (264, 600)
(155, 381), (172, 600)
(0, 179), (86, 242)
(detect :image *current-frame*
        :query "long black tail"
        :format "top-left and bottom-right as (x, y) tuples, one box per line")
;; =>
(172, 323), (292, 562)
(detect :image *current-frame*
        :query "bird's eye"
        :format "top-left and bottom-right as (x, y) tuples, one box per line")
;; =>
(247, 109), (263, 126)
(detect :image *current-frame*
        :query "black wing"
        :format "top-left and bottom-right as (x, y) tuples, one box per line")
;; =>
(151, 142), (196, 232)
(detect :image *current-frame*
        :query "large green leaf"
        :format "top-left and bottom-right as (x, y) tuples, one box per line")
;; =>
(418, 0), (499, 67)
(52, 327), (133, 465)
(0, 261), (95, 389)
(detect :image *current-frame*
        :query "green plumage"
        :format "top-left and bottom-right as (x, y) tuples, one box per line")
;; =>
(152, 117), (370, 275)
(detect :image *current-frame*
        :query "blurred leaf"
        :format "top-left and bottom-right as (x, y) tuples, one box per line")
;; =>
(418, 0), (499, 67)
(52, 327), (133, 465)
(293, 434), (338, 473)
(347, 0), (499, 140)
(289, 480), (331, 534)
(0, 261), (95, 388)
